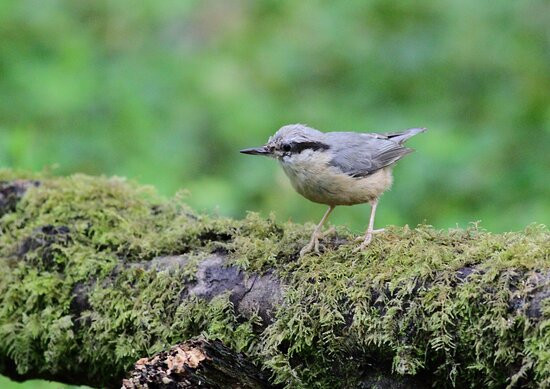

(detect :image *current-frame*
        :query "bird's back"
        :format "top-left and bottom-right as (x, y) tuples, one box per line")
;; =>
(325, 128), (425, 178)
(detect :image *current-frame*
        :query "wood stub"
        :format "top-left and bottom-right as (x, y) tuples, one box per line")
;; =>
(122, 338), (275, 389)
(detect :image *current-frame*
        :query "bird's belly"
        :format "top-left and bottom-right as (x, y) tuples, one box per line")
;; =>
(281, 161), (393, 206)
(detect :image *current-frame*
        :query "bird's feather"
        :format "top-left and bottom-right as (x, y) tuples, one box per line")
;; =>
(327, 128), (424, 177)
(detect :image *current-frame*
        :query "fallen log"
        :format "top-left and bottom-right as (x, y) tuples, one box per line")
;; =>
(0, 172), (548, 388)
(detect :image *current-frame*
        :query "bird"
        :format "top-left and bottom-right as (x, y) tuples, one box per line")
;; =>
(240, 124), (426, 257)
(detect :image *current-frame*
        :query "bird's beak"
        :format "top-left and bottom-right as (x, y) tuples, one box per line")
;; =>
(239, 146), (271, 156)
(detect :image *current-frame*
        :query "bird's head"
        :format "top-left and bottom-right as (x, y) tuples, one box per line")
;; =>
(240, 124), (330, 161)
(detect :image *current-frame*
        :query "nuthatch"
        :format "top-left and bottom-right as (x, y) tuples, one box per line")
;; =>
(240, 124), (426, 256)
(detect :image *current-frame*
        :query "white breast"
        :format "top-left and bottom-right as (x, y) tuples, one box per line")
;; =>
(279, 150), (393, 206)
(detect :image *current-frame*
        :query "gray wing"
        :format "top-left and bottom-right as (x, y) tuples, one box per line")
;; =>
(326, 132), (414, 178)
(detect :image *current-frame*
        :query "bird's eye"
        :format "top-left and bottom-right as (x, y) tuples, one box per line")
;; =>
(282, 144), (292, 152)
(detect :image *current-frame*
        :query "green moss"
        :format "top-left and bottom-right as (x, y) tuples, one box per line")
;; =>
(0, 172), (548, 388)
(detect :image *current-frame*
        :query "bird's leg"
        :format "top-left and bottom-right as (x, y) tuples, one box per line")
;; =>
(300, 205), (335, 257)
(356, 199), (379, 250)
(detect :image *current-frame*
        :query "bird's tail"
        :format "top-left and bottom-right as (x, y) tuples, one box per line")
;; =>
(386, 127), (427, 144)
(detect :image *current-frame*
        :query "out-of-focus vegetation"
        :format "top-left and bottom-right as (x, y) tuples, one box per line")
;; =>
(1, 0), (549, 233)
(0, 376), (86, 389)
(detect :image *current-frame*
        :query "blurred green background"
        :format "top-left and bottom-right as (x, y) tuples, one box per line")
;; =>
(0, 0), (549, 386)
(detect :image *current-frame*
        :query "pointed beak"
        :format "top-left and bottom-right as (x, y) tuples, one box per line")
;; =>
(239, 146), (271, 156)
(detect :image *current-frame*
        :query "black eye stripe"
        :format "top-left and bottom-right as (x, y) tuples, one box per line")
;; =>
(289, 141), (330, 153)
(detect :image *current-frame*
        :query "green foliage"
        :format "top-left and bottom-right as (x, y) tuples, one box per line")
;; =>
(0, 0), (548, 233)
(0, 172), (548, 388)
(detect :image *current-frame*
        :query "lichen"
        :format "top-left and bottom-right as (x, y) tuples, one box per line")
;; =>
(0, 172), (548, 388)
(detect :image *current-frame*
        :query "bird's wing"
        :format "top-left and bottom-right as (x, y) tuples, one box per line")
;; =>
(326, 132), (414, 177)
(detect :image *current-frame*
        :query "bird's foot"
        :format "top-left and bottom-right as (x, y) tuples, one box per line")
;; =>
(299, 238), (319, 257)
(354, 228), (385, 242)
(353, 228), (385, 252)
(356, 233), (372, 252)
(299, 227), (335, 257)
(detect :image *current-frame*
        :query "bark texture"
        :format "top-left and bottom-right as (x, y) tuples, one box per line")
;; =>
(122, 338), (273, 389)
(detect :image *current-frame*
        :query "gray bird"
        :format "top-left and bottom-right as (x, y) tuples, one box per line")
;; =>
(240, 124), (426, 256)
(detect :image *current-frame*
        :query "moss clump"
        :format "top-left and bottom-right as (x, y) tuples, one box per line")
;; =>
(0, 171), (548, 388)
(259, 224), (549, 388)
(0, 173), (260, 385)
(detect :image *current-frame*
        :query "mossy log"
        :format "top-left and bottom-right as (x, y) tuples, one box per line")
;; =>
(0, 172), (548, 388)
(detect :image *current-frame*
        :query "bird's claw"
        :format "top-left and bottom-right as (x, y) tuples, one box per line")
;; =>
(353, 228), (386, 252)
(300, 227), (335, 257)
(353, 233), (373, 253)
(354, 228), (385, 242)
(300, 240), (319, 257)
